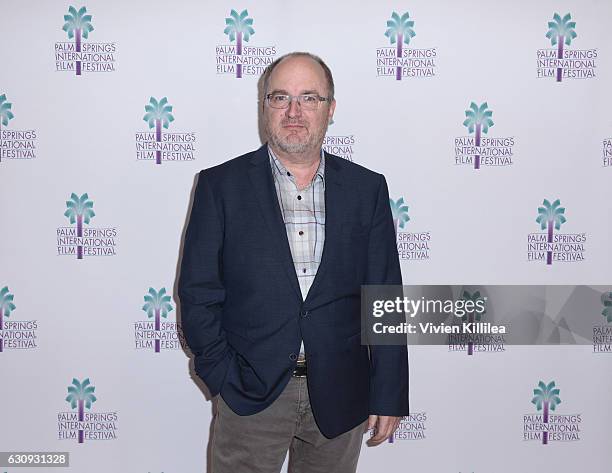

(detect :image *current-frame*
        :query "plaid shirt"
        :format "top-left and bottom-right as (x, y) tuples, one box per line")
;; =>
(269, 147), (325, 357)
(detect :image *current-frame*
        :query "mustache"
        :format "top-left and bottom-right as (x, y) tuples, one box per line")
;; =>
(281, 119), (308, 127)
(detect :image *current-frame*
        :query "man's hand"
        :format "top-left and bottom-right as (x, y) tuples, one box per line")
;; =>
(366, 415), (401, 446)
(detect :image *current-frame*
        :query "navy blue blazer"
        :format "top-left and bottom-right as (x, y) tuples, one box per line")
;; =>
(178, 144), (409, 438)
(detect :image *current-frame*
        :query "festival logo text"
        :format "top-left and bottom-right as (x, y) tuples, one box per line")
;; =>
(448, 291), (505, 355)
(376, 12), (437, 80)
(602, 137), (611, 167)
(536, 13), (596, 81)
(135, 287), (186, 352)
(593, 291), (612, 353)
(524, 381), (581, 444)
(55, 6), (116, 75)
(216, 9), (276, 78)
(323, 120), (356, 161)
(58, 378), (118, 443)
(455, 102), (514, 169)
(390, 197), (431, 260)
(57, 193), (118, 259)
(0, 286), (38, 352)
(370, 412), (427, 443)
(527, 199), (586, 265)
(0, 94), (37, 162)
(136, 97), (196, 164)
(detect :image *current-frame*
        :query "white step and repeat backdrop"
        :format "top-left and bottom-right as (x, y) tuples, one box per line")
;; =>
(1, 0), (611, 472)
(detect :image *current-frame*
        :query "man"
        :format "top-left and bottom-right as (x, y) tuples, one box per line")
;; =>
(178, 52), (408, 473)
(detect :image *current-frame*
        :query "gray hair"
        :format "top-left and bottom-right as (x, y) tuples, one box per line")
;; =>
(263, 52), (335, 100)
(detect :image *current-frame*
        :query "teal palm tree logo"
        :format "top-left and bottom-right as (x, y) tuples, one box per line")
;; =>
(64, 193), (95, 260)
(531, 380), (561, 445)
(65, 378), (97, 444)
(602, 292), (612, 324)
(385, 12), (416, 81)
(0, 94), (14, 132)
(0, 94), (14, 163)
(536, 199), (566, 265)
(0, 286), (16, 353)
(461, 290), (486, 355)
(463, 102), (494, 170)
(62, 6), (94, 76)
(389, 197), (410, 234)
(142, 287), (174, 353)
(546, 13), (577, 82)
(143, 97), (175, 165)
(224, 9), (255, 79)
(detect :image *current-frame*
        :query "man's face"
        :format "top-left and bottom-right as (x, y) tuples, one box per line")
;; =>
(263, 56), (336, 155)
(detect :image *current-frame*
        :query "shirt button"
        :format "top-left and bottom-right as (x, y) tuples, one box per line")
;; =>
(297, 195), (302, 200)
(298, 230), (304, 236)
(302, 268), (307, 273)
(289, 353), (298, 361)
(286, 171), (291, 176)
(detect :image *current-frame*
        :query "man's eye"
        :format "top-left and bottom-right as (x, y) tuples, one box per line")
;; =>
(302, 95), (317, 103)
(273, 95), (288, 102)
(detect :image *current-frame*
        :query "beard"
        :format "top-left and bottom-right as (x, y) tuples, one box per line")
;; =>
(265, 116), (329, 155)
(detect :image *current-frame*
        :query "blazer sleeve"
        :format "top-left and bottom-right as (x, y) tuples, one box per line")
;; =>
(366, 174), (410, 416)
(178, 170), (235, 396)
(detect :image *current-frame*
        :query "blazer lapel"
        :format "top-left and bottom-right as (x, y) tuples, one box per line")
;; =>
(248, 145), (302, 301)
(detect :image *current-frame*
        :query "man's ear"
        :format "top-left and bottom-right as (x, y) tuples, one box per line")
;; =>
(328, 99), (336, 125)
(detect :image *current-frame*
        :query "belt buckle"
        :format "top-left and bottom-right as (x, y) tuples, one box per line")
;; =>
(292, 356), (307, 377)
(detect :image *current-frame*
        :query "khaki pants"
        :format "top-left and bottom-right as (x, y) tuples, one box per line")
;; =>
(211, 376), (367, 473)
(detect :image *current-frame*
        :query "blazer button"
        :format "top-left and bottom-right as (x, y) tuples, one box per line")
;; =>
(289, 353), (298, 361)
(300, 310), (310, 318)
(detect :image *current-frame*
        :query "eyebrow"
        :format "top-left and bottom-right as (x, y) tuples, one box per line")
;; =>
(268, 89), (321, 96)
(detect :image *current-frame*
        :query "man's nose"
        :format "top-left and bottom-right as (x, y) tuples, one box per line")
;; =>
(285, 97), (302, 118)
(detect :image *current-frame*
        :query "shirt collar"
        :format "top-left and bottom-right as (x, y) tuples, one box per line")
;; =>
(268, 146), (325, 184)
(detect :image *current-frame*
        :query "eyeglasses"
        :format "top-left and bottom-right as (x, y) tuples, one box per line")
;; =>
(265, 93), (330, 111)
